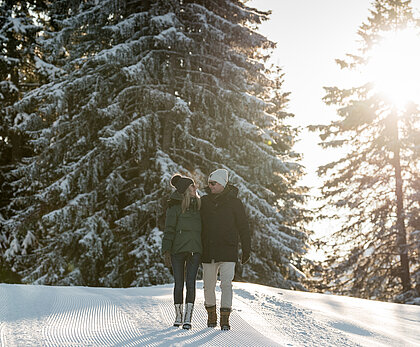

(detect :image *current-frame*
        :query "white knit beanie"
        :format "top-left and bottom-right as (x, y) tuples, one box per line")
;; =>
(208, 169), (229, 187)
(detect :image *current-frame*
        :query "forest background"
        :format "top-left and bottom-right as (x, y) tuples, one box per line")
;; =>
(0, 0), (419, 305)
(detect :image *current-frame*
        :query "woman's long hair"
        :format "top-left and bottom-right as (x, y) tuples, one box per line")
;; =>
(182, 185), (201, 213)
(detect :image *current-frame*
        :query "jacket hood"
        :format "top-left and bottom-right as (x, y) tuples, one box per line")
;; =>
(168, 190), (201, 210)
(169, 190), (183, 201)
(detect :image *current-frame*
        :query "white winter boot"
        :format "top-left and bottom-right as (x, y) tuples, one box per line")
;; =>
(174, 304), (183, 327)
(182, 303), (194, 329)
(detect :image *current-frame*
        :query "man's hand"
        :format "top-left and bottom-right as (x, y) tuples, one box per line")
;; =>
(164, 251), (172, 268)
(241, 251), (250, 265)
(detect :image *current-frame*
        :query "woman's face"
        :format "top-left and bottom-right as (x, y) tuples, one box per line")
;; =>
(189, 184), (197, 197)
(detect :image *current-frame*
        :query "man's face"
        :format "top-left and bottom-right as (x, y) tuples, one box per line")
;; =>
(208, 180), (224, 194)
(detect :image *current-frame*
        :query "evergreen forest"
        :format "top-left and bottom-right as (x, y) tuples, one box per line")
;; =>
(0, 0), (419, 305)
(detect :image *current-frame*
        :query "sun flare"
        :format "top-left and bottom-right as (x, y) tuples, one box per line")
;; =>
(365, 28), (420, 108)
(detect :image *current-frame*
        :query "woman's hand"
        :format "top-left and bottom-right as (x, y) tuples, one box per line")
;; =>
(164, 251), (172, 268)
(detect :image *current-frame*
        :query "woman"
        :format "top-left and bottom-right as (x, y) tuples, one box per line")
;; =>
(162, 174), (202, 330)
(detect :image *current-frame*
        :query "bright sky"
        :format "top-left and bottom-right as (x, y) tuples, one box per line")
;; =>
(248, 0), (420, 187)
(247, 0), (420, 258)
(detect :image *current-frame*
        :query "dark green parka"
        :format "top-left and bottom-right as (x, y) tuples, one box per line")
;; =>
(162, 191), (202, 255)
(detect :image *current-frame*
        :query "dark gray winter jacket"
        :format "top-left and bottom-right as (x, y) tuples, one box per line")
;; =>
(200, 184), (251, 263)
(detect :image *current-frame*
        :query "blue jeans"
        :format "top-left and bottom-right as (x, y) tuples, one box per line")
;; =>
(171, 252), (201, 304)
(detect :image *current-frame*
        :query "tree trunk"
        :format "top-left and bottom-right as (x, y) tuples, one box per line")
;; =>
(391, 111), (411, 292)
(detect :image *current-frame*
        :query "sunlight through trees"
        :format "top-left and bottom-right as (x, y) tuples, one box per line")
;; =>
(311, 0), (420, 302)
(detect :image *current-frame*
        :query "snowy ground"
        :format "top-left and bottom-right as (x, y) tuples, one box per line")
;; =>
(1, 281), (419, 346)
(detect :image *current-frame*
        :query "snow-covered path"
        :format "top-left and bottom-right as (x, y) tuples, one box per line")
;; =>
(1, 281), (419, 346)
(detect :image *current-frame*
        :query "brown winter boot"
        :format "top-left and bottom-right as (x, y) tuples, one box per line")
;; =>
(220, 307), (231, 331)
(205, 305), (217, 327)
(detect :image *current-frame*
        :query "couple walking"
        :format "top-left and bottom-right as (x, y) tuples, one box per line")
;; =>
(161, 169), (251, 330)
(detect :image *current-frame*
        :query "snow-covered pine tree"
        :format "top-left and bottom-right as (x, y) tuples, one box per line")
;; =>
(311, 0), (420, 302)
(0, 0), (51, 282)
(3, 0), (309, 289)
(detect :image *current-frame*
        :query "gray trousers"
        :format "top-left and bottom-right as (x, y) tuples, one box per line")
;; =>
(202, 261), (235, 309)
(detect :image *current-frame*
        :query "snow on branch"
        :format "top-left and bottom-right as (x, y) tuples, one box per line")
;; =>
(99, 114), (157, 153)
(34, 56), (65, 80)
(150, 13), (179, 29)
(103, 12), (148, 37)
(5, 17), (38, 35)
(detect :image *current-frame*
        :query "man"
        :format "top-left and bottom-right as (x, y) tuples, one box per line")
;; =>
(200, 168), (251, 330)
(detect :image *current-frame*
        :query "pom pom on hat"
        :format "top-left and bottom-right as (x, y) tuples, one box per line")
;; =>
(208, 169), (228, 187)
(170, 174), (194, 194)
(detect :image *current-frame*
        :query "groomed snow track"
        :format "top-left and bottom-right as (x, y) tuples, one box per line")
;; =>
(1, 281), (419, 346)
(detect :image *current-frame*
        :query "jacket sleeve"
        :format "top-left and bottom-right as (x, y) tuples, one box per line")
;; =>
(233, 199), (251, 257)
(162, 205), (178, 254)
